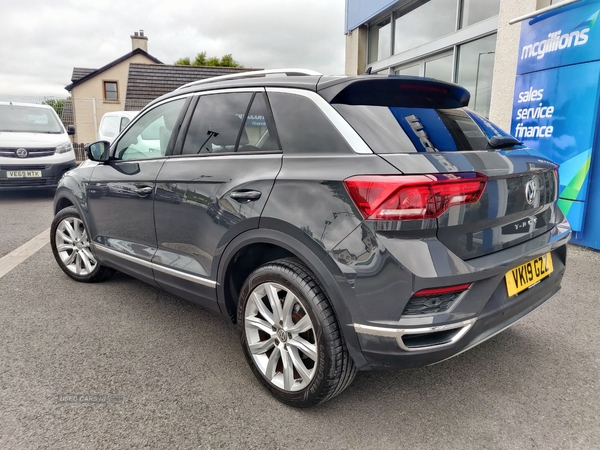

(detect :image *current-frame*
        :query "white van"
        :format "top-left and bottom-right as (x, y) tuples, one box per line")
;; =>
(0, 102), (77, 190)
(97, 111), (140, 143)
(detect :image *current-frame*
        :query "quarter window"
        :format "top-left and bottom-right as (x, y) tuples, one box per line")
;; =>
(267, 92), (352, 154)
(103, 81), (118, 101)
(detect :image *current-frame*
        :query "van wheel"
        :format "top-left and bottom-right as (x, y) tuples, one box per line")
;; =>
(238, 258), (356, 407)
(50, 206), (115, 282)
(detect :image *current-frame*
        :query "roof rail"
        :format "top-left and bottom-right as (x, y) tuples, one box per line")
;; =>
(176, 68), (322, 90)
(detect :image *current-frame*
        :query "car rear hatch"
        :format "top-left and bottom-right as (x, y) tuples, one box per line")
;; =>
(319, 76), (559, 260)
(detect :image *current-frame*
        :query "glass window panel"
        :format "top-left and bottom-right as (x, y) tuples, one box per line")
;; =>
(457, 34), (497, 117)
(461, 0), (500, 28)
(395, 64), (421, 76)
(394, 0), (458, 55)
(424, 53), (454, 82)
(119, 117), (131, 132)
(268, 92), (351, 154)
(115, 98), (186, 160)
(104, 82), (118, 101)
(182, 93), (253, 155)
(368, 18), (391, 63)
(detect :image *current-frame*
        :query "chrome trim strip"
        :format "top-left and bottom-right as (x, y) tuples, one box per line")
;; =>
(93, 243), (153, 268)
(92, 243), (217, 288)
(430, 314), (533, 365)
(353, 318), (476, 352)
(151, 263), (217, 288)
(265, 87), (373, 155)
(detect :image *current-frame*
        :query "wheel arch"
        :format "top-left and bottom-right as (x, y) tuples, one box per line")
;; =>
(216, 224), (370, 370)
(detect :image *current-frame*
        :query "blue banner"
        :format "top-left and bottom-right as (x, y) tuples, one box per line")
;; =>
(512, 0), (600, 235)
(517, 0), (600, 74)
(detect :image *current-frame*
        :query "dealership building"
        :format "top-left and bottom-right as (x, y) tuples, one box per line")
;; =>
(345, 0), (600, 249)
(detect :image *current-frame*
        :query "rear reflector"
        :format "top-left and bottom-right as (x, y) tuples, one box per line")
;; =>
(344, 173), (487, 220)
(413, 283), (472, 297)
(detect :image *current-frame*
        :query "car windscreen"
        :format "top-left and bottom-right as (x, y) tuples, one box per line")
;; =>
(333, 104), (514, 153)
(0, 105), (63, 133)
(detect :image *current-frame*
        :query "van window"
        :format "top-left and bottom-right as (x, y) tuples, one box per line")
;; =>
(0, 104), (63, 134)
(99, 116), (119, 138)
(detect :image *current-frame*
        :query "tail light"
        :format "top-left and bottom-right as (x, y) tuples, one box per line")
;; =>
(344, 173), (487, 220)
(403, 283), (472, 316)
(413, 283), (472, 297)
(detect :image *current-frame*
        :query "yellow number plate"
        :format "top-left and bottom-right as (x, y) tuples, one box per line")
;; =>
(505, 253), (553, 297)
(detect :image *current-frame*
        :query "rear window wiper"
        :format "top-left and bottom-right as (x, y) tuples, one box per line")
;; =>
(486, 136), (523, 149)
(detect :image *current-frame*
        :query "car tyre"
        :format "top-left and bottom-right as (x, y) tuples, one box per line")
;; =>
(50, 206), (115, 283)
(238, 257), (356, 407)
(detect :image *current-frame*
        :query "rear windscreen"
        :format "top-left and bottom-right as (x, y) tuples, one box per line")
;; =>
(0, 105), (63, 133)
(333, 104), (513, 153)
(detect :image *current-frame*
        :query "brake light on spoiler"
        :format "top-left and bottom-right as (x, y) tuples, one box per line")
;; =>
(344, 173), (487, 220)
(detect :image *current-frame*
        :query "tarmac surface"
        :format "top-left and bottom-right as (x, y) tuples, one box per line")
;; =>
(1, 190), (598, 449)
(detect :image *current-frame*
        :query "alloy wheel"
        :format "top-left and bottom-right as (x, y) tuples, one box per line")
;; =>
(244, 282), (318, 392)
(55, 217), (97, 276)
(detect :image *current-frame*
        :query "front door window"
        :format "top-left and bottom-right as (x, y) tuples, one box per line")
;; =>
(115, 99), (186, 160)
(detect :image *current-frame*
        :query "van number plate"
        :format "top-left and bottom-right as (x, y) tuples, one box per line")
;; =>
(7, 171), (42, 178)
(505, 253), (553, 297)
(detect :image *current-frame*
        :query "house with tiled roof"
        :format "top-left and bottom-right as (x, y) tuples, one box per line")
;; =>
(66, 31), (260, 145)
(124, 63), (252, 110)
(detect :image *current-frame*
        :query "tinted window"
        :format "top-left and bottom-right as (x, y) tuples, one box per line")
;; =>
(0, 105), (63, 133)
(268, 92), (352, 154)
(115, 98), (186, 160)
(182, 93), (252, 155)
(335, 104), (501, 153)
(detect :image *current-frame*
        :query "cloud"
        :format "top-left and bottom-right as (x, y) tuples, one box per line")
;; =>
(0, 0), (345, 97)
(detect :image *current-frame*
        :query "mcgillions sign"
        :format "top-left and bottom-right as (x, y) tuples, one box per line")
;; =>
(517, 6), (599, 73)
(520, 27), (590, 61)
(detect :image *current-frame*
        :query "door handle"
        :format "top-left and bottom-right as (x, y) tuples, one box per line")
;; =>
(231, 190), (261, 203)
(135, 186), (154, 196)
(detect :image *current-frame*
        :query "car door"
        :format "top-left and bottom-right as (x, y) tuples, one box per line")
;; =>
(152, 89), (283, 312)
(87, 97), (189, 285)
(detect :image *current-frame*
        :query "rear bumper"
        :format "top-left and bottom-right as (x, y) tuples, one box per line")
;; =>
(0, 160), (77, 190)
(353, 243), (567, 369)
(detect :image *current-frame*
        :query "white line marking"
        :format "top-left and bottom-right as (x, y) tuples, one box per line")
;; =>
(0, 228), (50, 280)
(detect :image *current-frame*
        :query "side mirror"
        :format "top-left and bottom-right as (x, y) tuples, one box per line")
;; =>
(67, 125), (76, 136)
(85, 141), (111, 162)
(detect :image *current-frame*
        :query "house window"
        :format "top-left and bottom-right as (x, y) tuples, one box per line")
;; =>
(103, 81), (118, 101)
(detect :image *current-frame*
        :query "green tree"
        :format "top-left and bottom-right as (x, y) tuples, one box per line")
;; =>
(175, 52), (242, 67)
(174, 57), (191, 65)
(193, 52), (207, 66)
(44, 98), (66, 118)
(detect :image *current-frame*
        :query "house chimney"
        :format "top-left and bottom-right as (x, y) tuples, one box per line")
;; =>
(131, 29), (148, 52)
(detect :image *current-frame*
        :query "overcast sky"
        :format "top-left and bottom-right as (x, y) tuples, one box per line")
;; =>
(0, 0), (346, 98)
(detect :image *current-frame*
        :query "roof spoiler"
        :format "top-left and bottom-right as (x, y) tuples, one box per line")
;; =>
(318, 76), (471, 109)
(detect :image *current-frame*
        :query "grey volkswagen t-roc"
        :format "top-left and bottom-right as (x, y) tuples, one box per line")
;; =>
(50, 69), (571, 407)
